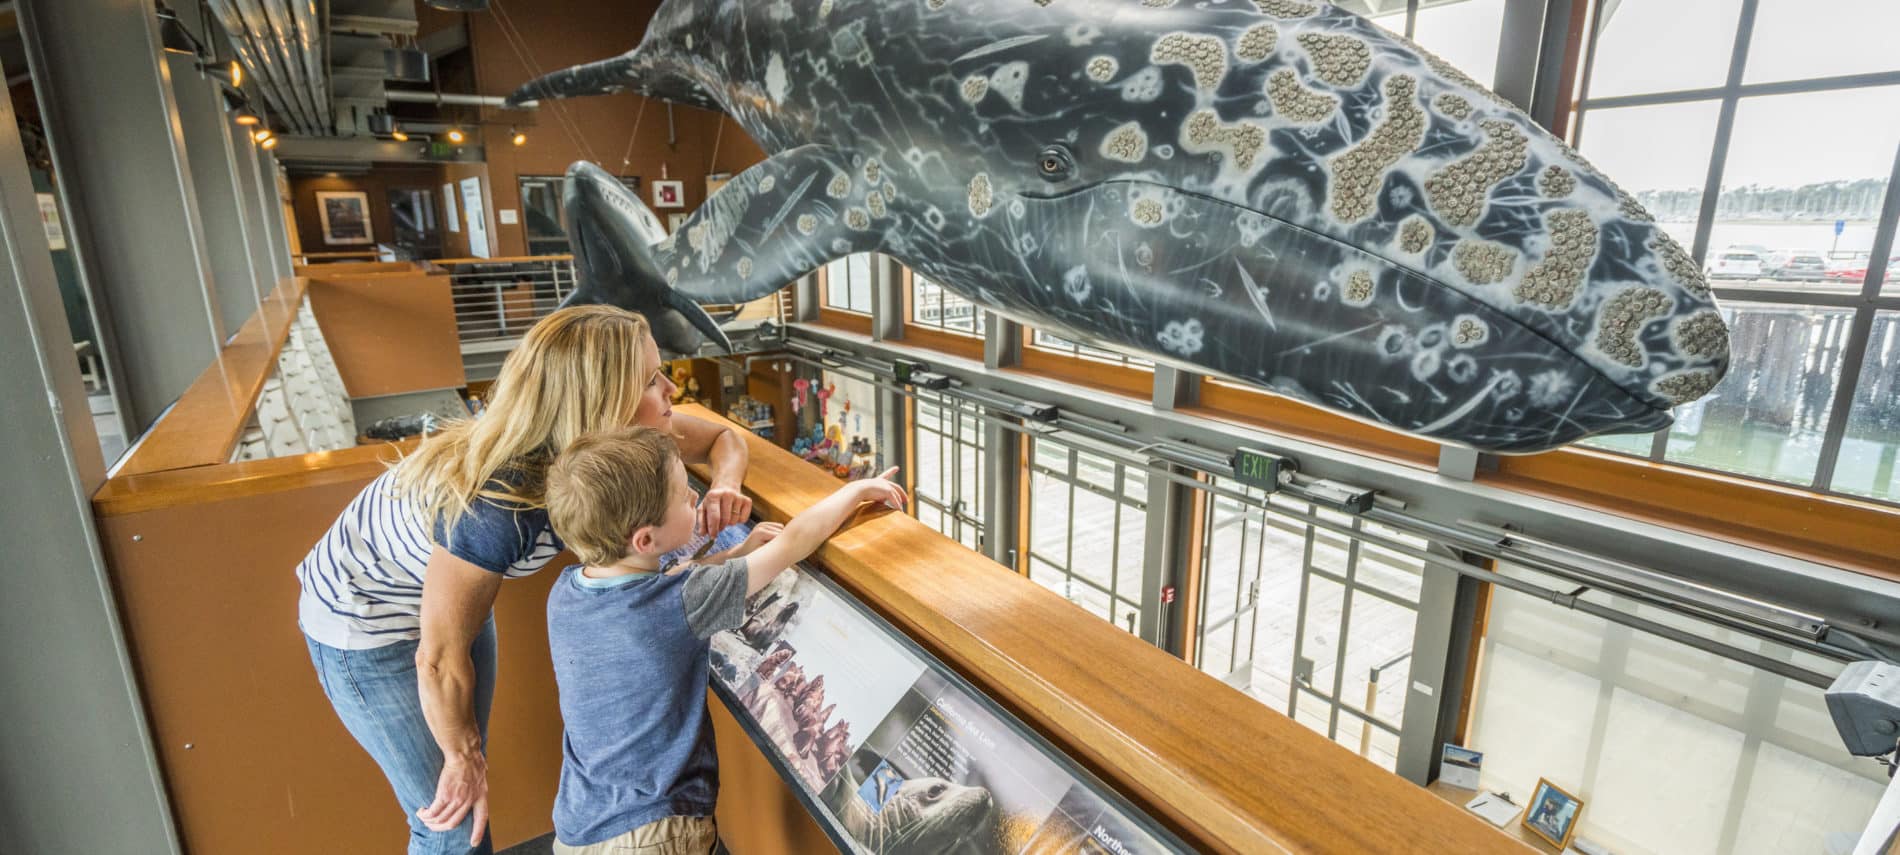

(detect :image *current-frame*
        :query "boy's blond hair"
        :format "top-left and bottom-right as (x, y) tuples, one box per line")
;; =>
(546, 427), (679, 567)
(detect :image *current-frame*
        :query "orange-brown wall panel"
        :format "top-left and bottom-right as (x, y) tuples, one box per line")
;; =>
(306, 275), (467, 398)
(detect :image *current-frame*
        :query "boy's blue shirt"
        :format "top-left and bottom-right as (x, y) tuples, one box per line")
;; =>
(545, 557), (748, 846)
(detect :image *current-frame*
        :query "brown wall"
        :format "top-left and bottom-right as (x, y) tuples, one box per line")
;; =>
(462, 0), (769, 258)
(290, 164), (453, 255)
(93, 449), (829, 854)
(306, 274), (467, 397)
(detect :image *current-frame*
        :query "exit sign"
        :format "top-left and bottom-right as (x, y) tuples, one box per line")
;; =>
(1230, 447), (1286, 492)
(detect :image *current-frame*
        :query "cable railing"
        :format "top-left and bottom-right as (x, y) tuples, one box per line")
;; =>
(429, 255), (579, 348)
(428, 255), (794, 353)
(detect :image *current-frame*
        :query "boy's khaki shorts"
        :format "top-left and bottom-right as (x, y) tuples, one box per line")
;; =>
(552, 815), (717, 855)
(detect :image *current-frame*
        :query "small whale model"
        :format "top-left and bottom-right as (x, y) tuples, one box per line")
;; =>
(513, 0), (1730, 452)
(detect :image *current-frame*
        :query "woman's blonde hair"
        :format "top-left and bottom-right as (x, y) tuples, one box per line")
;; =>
(392, 304), (655, 534)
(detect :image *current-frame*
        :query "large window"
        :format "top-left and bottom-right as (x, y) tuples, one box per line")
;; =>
(1469, 564), (1881, 855)
(909, 272), (985, 337)
(1568, 0), (1900, 502)
(1024, 437), (1147, 634)
(1192, 479), (1426, 773)
(1026, 329), (1154, 369)
(912, 393), (987, 552)
(822, 253), (874, 315)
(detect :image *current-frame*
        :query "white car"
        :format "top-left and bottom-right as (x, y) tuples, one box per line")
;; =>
(1706, 250), (1764, 280)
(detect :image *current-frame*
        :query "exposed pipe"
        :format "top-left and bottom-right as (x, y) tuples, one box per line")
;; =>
(208, 0), (328, 135)
(205, 0), (302, 133)
(384, 91), (536, 108)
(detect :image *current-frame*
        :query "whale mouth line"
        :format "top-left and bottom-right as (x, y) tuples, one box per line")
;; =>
(1007, 178), (1676, 443)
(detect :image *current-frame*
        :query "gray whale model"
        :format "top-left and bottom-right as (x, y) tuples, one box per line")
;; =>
(563, 161), (733, 356)
(511, 0), (1731, 453)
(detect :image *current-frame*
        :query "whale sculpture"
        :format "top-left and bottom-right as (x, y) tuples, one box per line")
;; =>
(563, 161), (733, 355)
(511, 0), (1731, 453)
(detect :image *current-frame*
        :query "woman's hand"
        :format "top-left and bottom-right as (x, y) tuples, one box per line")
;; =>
(848, 467), (909, 511)
(417, 751), (488, 844)
(698, 485), (753, 535)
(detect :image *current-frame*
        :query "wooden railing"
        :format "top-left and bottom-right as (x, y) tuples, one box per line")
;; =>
(679, 404), (1526, 854)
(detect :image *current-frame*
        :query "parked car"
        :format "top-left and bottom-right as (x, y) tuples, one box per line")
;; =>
(1706, 250), (1764, 280)
(1766, 250), (1828, 281)
(1822, 256), (1900, 285)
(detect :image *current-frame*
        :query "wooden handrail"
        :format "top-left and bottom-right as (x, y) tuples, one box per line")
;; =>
(110, 277), (310, 479)
(428, 254), (573, 266)
(93, 440), (412, 517)
(678, 403), (1525, 854)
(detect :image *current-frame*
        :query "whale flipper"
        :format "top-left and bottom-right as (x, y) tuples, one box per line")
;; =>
(506, 51), (723, 113)
(627, 143), (884, 306)
(562, 162), (733, 356)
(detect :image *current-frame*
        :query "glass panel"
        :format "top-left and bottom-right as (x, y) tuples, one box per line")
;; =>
(1337, 593), (1416, 731)
(1744, 0), (1900, 85)
(823, 252), (873, 313)
(1664, 303), (1852, 485)
(1579, 430), (1657, 457)
(1409, 0), (1509, 89)
(1030, 328), (1155, 368)
(1834, 311), (1900, 502)
(1706, 87), (1900, 295)
(910, 271), (985, 336)
(1586, 0), (1742, 99)
(1471, 574), (1885, 855)
(1576, 100), (1724, 248)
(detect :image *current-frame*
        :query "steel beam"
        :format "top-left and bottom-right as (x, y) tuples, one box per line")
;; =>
(19, 0), (224, 430)
(0, 48), (181, 852)
(170, 50), (259, 339)
(788, 324), (1900, 655)
(225, 117), (277, 298)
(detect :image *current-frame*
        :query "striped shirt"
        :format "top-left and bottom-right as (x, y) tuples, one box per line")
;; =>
(298, 469), (564, 649)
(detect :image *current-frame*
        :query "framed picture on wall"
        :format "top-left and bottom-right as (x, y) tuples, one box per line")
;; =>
(316, 190), (373, 245)
(1521, 778), (1584, 850)
(652, 179), (685, 209)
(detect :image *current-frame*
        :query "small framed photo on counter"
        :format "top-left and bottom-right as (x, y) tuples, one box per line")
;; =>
(1522, 777), (1584, 850)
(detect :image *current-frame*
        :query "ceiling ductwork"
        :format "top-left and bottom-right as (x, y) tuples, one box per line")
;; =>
(205, 0), (331, 136)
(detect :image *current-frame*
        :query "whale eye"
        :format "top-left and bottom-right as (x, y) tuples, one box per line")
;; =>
(1038, 144), (1075, 181)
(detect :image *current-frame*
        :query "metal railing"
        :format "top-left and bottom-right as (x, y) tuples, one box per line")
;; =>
(430, 256), (579, 348)
(429, 255), (795, 352)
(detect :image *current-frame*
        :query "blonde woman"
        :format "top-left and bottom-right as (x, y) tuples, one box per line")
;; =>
(297, 305), (750, 855)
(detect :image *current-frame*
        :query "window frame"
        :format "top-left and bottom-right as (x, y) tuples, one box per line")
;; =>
(897, 265), (985, 360)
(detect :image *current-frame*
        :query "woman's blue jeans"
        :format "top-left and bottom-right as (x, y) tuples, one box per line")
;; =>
(305, 617), (497, 855)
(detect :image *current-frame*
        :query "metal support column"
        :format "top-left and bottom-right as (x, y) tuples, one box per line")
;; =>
(794, 275), (820, 322)
(258, 147), (295, 282)
(1145, 366), (1200, 653)
(980, 312), (1022, 567)
(167, 21), (258, 338)
(19, 0), (224, 430)
(870, 255), (902, 341)
(226, 118), (277, 298)
(1396, 546), (1478, 785)
(0, 50), (181, 852)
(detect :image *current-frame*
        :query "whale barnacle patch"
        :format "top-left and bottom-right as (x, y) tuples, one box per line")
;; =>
(1151, 32), (1228, 92)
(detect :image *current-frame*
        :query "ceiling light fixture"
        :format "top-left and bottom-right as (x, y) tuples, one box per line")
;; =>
(391, 128), (409, 142)
(234, 110), (260, 127)
(446, 127), (465, 144)
(511, 128), (526, 147)
(253, 128), (273, 143)
(260, 136), (279, 150)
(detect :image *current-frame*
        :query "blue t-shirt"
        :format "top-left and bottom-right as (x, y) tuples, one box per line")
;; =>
(546, 559), (748, 846)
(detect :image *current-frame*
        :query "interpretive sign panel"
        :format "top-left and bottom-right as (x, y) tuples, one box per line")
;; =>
(711, 567), (1188, 854)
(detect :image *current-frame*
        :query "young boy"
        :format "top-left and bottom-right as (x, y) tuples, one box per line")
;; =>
(541, 426), (907, 855)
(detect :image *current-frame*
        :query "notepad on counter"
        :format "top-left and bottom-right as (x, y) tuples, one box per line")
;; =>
(1464, 792), (1522, 828)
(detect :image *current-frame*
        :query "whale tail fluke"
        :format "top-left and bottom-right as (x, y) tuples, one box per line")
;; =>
(562, 161), (733, 357)
(506, 50), (724, 113)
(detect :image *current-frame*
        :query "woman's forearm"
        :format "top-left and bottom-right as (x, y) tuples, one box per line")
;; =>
(416, 646), (483, 760)
(707, 426), (748, 491)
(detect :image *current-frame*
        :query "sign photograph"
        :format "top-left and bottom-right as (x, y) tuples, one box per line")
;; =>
(711, 567), (1186, 854)
(315, 191), (373, 245)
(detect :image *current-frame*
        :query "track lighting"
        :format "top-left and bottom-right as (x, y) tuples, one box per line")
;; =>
(260, 136), (279, 150)
(446, 127), (466, 144)
(391, 128), (409, 142)
(511, 128), (526, 147)
(253, 128), (273, 143)
(234, 110), (260, 126)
